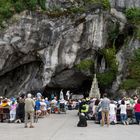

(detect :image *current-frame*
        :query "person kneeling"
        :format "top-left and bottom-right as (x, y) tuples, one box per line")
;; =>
(77, 113), (87, 127)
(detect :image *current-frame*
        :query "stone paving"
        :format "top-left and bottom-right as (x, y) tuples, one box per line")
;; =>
(0, 110), (140, 140)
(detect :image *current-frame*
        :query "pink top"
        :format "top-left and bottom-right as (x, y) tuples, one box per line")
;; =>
(10, 104), (16, 111)
(134, 103), (140, 112)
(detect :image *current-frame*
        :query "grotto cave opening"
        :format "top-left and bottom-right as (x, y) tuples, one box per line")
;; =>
(42, 79), (92, 99)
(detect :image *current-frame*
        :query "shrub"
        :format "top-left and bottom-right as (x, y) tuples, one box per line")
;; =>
(108, 22), (120, 43)
(125, 8), (140, 24)
(96, 47), (118, 88)
(120, 49), (140, 90)
(14, 1), (25, 13)
(101, 0), (111, 10)
(0, 1), (13, 18)
(24, 0), (38, 11)
(97, 71), (115, 87)
(128, 49), (140, 79)
(76, 59), (94, 71)
(0, 0), (46, 28)
(68, 6), (86, 14)
(83, 0), (110, 10)
(120, 79), (140, 90)
(38, 0), (46, 10)
(101, 47), (118, 72)
(136, 26), (140, 39)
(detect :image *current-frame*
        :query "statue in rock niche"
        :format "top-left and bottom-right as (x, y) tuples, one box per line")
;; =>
(60, 89), (64, 100)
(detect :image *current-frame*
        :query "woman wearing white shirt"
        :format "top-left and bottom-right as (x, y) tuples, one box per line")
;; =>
(120, 100), (128, 125)
(109, 100), (117, 124)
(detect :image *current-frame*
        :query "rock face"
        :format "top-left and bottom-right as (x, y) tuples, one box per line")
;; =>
(0, 0), (140, 97)
(110, 0), (140, 10)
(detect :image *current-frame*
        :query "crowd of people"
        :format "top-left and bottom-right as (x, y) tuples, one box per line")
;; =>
(0, 92), (140, 128)
(0, 91), (72, 128)
(77, 94), (140, 127)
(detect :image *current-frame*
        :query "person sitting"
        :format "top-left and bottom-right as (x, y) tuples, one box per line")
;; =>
(35, 97), (41, 117)
(9, 99), (17, 123)
(40, 99), (47, 117)
(51, 97), (58, 113)
(45, 98), (51, 115)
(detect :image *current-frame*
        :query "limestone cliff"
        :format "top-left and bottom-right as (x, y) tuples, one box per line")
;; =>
(0, 0), (140, 97)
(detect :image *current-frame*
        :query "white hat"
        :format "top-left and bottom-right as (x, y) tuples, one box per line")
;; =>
(27, 93), (32, 98)
(81, 113), (85, 116)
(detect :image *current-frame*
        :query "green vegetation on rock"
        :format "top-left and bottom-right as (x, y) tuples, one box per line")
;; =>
(0, 0), (46, 28)
(125, 8), (140, 24)
(83, 0), (110, 10)
(97, 71), (115, 87)
(97, 47), (118, 88)
(0, 0), (111, 28)
(121, 49), (140, 90)
(108, 22), (120, 44)
(125, 8), (140, 40)
(120, 79), (140, 90)
(101, 47), (118, 72)
(76, 59), (94, 71)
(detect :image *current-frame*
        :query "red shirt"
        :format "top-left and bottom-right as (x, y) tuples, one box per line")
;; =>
(134, 103), (140, 112)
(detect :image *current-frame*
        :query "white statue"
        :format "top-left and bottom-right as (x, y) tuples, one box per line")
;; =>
(60, 89), (64, 100)
(89, 74), (100, 99)
(66, 90), (70, 100)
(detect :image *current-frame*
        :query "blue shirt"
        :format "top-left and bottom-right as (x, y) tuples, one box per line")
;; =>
(35, 100), (41, 110)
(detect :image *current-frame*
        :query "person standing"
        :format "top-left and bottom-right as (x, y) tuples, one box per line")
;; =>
(134, 99), (140, 124)
(100, 93), (110, 127)
(24, 93), (35, 128)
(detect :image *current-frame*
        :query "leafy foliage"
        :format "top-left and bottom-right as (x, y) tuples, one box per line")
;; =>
(97, 47), (118, 89)
(101, 47), (118, 72)
(125, 8), (140, 40)
(76, 59), (94, 71)
(121, 49), (140, 90)
(38, 0), (46, 10)
(125, 8), (140, 24)
(0, 0), (111, 28)
(136, 26), (140, 39)
(0, 0), (46, 28)
(97, 71), (115, 87)
(128, 49), (140, 79)
(108, 22), (120, 43)
(101, 0), (111, 10)
(13, 1), (25, 13)
(120, 79), (140, 90)
(83, 0), (110, 10)
(24, 0), (38, 11)
(0, 0), (13, 18)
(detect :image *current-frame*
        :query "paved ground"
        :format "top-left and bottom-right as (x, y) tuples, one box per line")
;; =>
(0, 110), (140, 140)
